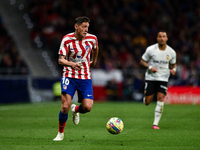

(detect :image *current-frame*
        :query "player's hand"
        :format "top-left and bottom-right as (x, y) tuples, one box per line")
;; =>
(90, 61), (96, 68)
(71, 62), (81, 70)
(150, 67), (158, 73)
(170, 69), (176, 75)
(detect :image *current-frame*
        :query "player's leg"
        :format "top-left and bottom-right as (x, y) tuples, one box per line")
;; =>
(60, 93), (72, 129)
(71, 98), (93, 124)
(71, 79), (93, 124)
(53, 93), (72, 141)
(71, 102), (80, 125)
(144, 95), (154, 105)
(53, 77), (75, 141)
(143, 81), (155, 105)
(79, 98), (93, 113)
(152, 82), (167, 129)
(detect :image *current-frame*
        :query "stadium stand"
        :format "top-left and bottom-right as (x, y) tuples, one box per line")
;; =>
(0, 14), (29, 75)
(27, 0), (200, 87)
(0, 0), (199, 103)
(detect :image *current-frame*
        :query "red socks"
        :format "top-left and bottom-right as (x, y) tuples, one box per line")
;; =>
(59, 122), (66, 133)
(75, 106), (79, 112)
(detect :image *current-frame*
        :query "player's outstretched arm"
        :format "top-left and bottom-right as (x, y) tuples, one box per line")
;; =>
(90, 45), (99, 68)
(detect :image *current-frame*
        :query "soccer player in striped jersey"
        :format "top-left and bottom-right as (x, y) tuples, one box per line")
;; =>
(140, 30), (176, 129)
(53, 16), (99, 141)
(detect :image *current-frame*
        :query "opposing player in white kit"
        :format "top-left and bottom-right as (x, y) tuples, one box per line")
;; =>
(53, 16), (99, 141)
(140, 31), (176, 129)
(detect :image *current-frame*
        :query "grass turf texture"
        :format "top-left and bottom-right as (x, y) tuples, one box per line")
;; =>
(0, 101), (200, 150)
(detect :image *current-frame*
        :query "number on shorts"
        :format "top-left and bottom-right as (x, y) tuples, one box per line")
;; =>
(62, 78), (69, 85)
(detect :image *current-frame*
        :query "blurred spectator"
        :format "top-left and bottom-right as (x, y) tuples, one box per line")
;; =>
(122, 75), (135, 100)
(0, 14), (29, 75)
(187, 61), (199, 86)
(27, 0), (200, 86)
(105, 79), (118, 101)
(0, 53), (13, 68)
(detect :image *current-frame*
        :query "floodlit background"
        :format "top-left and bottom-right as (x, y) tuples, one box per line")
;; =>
(0, 0), (200, 104)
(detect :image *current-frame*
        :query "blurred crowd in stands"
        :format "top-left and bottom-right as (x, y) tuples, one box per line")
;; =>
(2, 0), (200, 90)
(0, 15), (28, 75)
(28, 0), (200, 87)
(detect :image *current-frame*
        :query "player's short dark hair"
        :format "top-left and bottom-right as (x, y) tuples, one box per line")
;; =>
(158, 29), (167, 34)
(75, 16), (90, 25)
(157, 29), (168, 37)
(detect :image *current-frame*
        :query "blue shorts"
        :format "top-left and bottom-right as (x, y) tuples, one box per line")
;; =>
(61, 77), (93, 103)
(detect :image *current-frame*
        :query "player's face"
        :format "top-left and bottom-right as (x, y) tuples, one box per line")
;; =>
(157, 32), (168, 46)
(75, 22), (89, 39)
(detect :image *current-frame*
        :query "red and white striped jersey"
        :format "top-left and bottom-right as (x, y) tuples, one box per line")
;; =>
(58, 32), (98, 79)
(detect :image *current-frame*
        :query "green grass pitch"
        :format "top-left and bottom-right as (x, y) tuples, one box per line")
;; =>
(0, 101), (200, 150)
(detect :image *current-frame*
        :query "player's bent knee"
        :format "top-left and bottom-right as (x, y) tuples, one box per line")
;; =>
(158, 97), (165, 102)
(62, 104), (70, 113)
(145, 100), (151, 105)
(83, 103), (93, 112)
(144, 97), (152, 105)
(144, 95), (154, 106)
(82, 99), (93, 112)
(84, 105), (92, 112)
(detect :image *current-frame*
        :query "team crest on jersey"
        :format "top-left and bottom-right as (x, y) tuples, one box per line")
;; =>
(166, 55), (169, 60)
(85, 45), (91, 51)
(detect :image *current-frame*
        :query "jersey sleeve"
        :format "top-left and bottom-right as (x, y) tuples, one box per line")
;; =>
(93, 36), (98, 49)
(142, 47), (151, 62)
(58, 38), (68, 56)
(170, 50), (176, 64)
